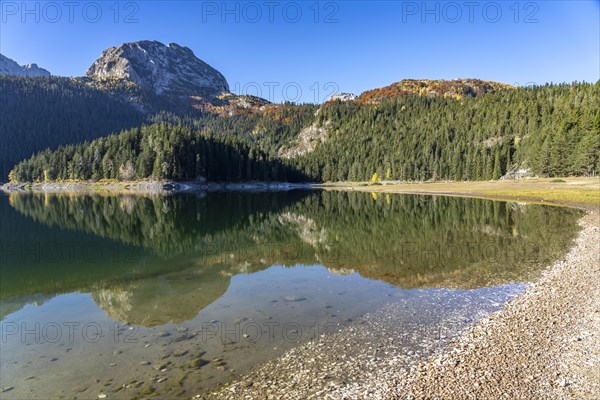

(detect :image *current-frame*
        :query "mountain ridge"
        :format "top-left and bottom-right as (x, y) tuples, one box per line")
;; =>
(2, 41), (517, 106)
(0, 54), (51, 77)
(2, 41), (597, 183)
(356, 78), (514, 103)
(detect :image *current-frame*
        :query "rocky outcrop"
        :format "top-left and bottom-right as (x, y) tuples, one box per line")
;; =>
(278, 120), (331, 158)
(501, 167), (532, 180)
(326, 92), (357, 102)
(86, 40), (229, 97)
(0, 54), (51, 77)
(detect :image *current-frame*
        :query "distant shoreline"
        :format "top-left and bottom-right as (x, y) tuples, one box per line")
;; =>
(2, 177), (598, 208)
(324, 177), (600, 208)
(0, 180), (319, 194)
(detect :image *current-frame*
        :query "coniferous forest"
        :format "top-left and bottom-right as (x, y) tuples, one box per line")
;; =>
(0, 76), (146, 177)
(4, 77), (599, 183)
(299, 82), (600, 181)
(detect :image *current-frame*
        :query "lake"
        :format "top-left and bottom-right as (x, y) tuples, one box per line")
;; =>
(0, 190), (581, 398)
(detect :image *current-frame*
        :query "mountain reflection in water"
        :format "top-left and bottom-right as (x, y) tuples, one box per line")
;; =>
(0, 190), (581, 326)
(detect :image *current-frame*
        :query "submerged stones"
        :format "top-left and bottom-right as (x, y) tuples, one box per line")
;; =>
(284, 295), (307, 302)
(153, 362), (169, 371)
(172, 350), (188, 357)
(189, 358), (209, 369)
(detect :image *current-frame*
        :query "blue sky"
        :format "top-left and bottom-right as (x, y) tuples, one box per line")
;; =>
(1, 1), (599, 103)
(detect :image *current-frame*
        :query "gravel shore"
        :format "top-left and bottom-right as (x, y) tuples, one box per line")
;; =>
(203, 209), (599, 399)
(373, 210), (600, 399)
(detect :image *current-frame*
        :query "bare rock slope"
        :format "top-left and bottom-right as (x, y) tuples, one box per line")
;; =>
(86, 40), (229, 96)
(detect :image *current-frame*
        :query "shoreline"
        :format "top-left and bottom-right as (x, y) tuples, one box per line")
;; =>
(372, 209), (600, 399)
(202, 208), (599, 399)
(0, 180), (318, 195)
(383, 209), (600, 399)
(2, 177), (598, 208)
(319, 177), (600, 209)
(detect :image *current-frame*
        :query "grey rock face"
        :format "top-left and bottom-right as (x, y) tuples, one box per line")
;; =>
(327, 92), (356, 102)
(0, 54), (51, 77)
(86, 40), (229, 96)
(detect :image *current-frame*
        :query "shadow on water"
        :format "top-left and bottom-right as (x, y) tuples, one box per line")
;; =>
(0, 190), (581, 325)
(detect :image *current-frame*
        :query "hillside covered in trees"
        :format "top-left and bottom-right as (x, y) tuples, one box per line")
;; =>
(5, 80), (600, 183)
(0, 76), (147, 178)
(296, 82), (599, 181)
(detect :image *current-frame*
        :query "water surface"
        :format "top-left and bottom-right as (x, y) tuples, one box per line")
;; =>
(0, 190), (581, 398)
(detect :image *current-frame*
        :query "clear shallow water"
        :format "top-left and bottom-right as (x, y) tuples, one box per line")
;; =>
(0, 190), (581, 398)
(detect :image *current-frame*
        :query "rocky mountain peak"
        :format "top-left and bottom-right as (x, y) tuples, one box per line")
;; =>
(86, 40), (229, 96)
(0, 54), (51, 77)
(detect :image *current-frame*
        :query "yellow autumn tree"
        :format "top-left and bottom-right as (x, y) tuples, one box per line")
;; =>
(385, 168), (392, 180)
